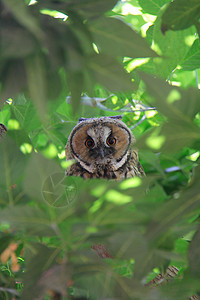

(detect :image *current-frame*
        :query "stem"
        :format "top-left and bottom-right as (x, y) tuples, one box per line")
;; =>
(130, 115), (147, 129)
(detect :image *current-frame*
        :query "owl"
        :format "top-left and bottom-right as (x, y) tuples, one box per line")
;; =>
(65, 116), (145, 180)
(0, 123), (7, 138)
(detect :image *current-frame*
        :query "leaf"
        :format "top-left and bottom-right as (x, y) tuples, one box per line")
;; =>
(145, 165), (200, 242)
(139, 72), (200, 152)
(138, 0), (170, 15)
(0, 25), (36, 59)
(188, 225), (200, 277)
(73, 262), (116, 300)
(0, 60), (27, 104)
(161, 0), (200, 33)
(88, 54), (136, 91)
(0, 136), (28, 201)
(140, 150), (165, 175)
(0, 206), (55, 237)
(11, 99), (41, 134)
(67, 0), (118, 19)
(0, 104), (11, 125)
(38, 0), (118, 19)
(90, 17), (156, 58)
(2, 0), (43, 40)
(23, 152), (62, 202)
(68, 69), (83, 113)
(181, 39), (200, 71)
(0, 234), (13, 254)
(8, 129), (32, 147)
(153, 9), (196, 78)
(22, 243), (68, 300)
(139, 72), (200, 120)
(26, 54), (48, 124)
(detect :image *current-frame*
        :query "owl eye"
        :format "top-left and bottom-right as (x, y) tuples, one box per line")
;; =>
(85, 137), (95, 149)
(106, 137), (116, 146)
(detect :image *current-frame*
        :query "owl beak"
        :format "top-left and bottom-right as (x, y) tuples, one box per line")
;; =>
(99, 147), (105, 158)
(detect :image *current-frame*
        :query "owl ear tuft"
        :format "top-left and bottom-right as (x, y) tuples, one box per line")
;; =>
(78, 117), (87, 122)
(109, 115), (122, 120)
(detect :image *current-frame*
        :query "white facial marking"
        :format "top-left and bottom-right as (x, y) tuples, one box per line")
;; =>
(87, 127), (97, 145)
(102, 127), (112, 146)
(78, 159), (95, 173)
(114, 152), (129, 170)
(87, 126), (111, 146)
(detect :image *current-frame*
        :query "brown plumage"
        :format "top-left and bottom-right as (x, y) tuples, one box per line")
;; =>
(0, 123), (7, 138)
(65, 116), (145, 180)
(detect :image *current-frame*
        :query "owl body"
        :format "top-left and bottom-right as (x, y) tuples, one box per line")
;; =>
(65, 116), (145, 180)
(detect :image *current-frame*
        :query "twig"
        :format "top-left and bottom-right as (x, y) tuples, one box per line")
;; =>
(66, 95), (156, 113)
(130, 115), (147, 129)
(0, 287), (20, 296)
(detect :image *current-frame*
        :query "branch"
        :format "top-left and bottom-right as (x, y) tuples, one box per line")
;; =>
(66, 95), (156, 113)
(130, 114), (147, 129)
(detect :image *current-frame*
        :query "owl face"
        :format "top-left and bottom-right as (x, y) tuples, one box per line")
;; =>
(65, 116), (144, 179)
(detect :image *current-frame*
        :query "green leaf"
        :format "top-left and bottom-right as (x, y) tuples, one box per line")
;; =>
(0, 234), (13, 254)
(0, 104), (11, 125)
(138, 0), (170, 15)
(2, 0), (43, 40)
(0, 206), (55, 237)
(68, 70), (83, 113)
(67, 0), (118, 18)
(23, 152), (62, 202)
(22, 243), (67, 300)
(0, 137), (28, 203)
(138, 73), (200, 152)
(0, 60), (27, 104)
(153, 9), (196, 78)
(90, 17), (156, 58)
(161, 0), (200, 33)
(11, 101), (41, 133)
(188, 225), (200, 278)
(146, 165), (200, 242)
(38, 0), (118, 19)
(26, 55), (48, 124)
(0, 26), (36, 60)
(181, 39), (200, 71)
(73, 262), (116, 299)
(140, 150), (165, 175)
(88, 54), (136, 91)
(139, 72), (200, 119)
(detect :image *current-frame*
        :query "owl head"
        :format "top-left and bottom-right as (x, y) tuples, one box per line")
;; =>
(65, 116), (136, 176)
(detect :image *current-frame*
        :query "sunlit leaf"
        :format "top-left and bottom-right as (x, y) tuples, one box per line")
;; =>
(153, 10), (196, 77)
(138, 0), (170, 15)
(90, 17), (156, 58)
(161, 0), (200, 33)
(181, 39), (200, 71)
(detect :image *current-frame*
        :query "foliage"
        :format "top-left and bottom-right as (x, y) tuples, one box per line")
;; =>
(0, 0), (200, 299)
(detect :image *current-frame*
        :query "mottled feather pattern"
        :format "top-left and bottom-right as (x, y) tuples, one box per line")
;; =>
(145, 266), (199, 300)
(0, 123), (7, 138)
